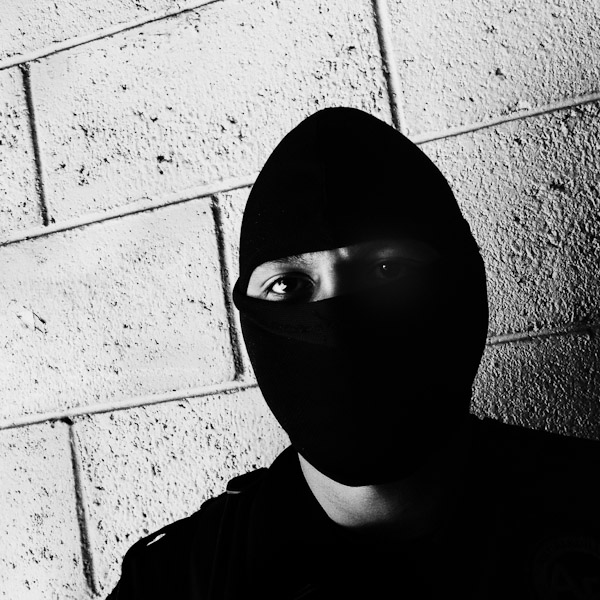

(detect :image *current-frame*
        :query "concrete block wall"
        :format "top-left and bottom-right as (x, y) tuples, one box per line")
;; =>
(0, 0), (598, 597)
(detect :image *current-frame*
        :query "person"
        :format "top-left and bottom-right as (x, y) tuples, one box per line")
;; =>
(107, 107), (600, 599)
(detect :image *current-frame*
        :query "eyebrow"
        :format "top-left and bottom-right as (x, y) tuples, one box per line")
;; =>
(267, 254), (312, 266)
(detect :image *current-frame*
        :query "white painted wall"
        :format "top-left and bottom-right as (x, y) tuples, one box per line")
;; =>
(0, 0), (599, 597)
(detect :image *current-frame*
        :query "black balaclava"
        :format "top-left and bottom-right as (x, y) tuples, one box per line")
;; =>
(233, 107), (488, 486)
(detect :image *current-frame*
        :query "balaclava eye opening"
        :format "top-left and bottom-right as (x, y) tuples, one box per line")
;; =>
(233, 107), (488, 486)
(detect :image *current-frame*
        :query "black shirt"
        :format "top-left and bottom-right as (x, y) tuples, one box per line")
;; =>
(108, 416), (600, 599)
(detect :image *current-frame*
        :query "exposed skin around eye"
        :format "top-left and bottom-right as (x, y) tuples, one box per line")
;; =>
(246, 239), (439, 302)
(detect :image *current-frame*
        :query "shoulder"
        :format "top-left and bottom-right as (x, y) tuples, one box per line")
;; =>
(122, 495), (223, 567)
(106, 468), (268, 599)
(467, 417), (600, 596)
(471, 415), (600, 464)
(468, 415), (600, 533)
(469, 415), (600, 540)
(127, 468), (268, 555)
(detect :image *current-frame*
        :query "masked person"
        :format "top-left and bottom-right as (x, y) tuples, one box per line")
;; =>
(108, 108), (600, 600)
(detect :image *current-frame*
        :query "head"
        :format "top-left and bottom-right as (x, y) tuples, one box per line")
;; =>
(233, 107), (488, 486)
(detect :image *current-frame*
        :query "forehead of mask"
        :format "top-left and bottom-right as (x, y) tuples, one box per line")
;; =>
(237, 107), (473, 290)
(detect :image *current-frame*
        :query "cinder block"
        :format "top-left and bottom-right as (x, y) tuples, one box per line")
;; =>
(0, 198), (234, 421)
(0, 421), (89, 599)
(421, 102), (600, 336)
(75, 387), (289, 594)
(0, 68), (42, 237)
(31, 0), (390, 221)
(0, 0), (197, 62)
(473, 330), (600, 441)
(387, 0), (600, 135)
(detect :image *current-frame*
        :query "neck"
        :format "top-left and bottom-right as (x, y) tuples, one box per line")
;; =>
(298, 419), (472, 541)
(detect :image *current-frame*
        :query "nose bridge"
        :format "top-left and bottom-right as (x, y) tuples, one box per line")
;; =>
(314, 248), (353, 300)
(319, 266), (339, 299)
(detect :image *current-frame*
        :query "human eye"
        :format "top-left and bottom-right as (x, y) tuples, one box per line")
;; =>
(369, 259), (414, 282)
(264, 274), (314, 302)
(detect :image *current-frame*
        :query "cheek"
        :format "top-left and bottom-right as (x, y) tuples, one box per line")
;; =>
(246, 266), (274, 298)
(246, 276), (262, 298)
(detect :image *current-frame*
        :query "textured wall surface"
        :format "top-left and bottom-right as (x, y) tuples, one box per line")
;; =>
(0, 0), (599, 597)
